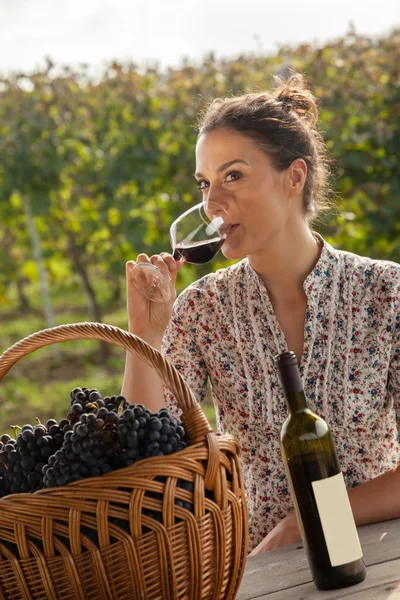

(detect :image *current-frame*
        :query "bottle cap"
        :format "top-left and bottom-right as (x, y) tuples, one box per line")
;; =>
(275, 351), (298, 367)
(275, 351), (303, 394)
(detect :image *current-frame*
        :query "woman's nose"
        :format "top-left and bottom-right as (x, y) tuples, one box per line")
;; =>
(204, 186), (229, 213)
(204, 197), (230, 226)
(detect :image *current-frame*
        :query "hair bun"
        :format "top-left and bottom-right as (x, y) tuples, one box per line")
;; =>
(275, 74), (318, 124)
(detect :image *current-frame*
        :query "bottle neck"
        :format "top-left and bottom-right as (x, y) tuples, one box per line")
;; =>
(276, 351), (308, 414)
(284, 391), (308, 414)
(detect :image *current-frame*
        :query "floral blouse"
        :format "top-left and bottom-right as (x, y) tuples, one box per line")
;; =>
(162, 235), (400, 552)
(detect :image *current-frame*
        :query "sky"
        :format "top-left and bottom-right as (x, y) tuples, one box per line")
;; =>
(0, 0), (398, 74)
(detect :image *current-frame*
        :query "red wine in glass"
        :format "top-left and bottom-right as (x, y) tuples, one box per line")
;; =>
(172, 237), (225, 264)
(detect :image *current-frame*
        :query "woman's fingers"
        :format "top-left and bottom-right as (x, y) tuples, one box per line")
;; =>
(153, 253), (184, 283)
(150, 254), (171, 275)
(159, 252), (177, 272)
(160, 252), (185, 273)
(126, 251), (184, 290)
(126, 259), (136, 278)
(136, 253), (152, 263)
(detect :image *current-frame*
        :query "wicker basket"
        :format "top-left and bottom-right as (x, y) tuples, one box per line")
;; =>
(0, 322), (248, 599)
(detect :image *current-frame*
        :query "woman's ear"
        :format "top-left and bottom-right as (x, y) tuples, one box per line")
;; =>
(287, 159), (307, 197)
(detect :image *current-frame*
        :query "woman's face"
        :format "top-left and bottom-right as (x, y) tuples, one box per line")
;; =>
(195, 128), (304, 261)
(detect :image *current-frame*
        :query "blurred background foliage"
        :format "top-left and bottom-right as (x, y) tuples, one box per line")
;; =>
(0, 29), (399, 428)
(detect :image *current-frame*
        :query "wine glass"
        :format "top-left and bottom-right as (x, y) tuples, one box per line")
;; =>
(131, 200), (230, 303)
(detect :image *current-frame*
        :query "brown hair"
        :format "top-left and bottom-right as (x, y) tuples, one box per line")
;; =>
(197, 74), (332, 220)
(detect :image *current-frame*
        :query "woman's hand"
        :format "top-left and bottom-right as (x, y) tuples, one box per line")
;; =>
(126, 253), (184, 338)
(249, 511), (302, 556)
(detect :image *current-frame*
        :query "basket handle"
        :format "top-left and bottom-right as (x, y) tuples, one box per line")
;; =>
(0, 322), (212, 443)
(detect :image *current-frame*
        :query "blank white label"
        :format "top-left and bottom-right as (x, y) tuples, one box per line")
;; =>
(312, 472), (363, 567)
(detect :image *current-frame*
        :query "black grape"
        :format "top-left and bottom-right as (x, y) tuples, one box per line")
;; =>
(0, 421), (67, 496)
(67, 387), (131, 424)
(43, 410), (118, 488)
(117, 405), (188, 465)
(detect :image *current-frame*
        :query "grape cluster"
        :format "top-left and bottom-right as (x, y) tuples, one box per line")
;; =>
(117, 405), (187, 465)
(0, 387), (191, 510)
(0, 434), (16, 497)
(68, 388), (129, 424)
(0, 420), (69, 496)
(44, 404), (188, 489)
(43, 410), (118, 487)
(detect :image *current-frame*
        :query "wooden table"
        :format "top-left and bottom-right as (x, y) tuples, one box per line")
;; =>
(237, 518), (400, 599)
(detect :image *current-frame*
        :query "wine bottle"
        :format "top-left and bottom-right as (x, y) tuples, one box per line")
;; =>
(276, 351), (366, 590)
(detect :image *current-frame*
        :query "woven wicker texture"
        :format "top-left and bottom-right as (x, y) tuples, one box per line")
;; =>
(0, 323), (248, 599)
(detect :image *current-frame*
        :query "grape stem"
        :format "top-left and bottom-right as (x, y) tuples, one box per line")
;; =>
(10, 425), (22, 439)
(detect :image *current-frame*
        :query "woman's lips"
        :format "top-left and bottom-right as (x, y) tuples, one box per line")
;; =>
(220, 224), (239, 240)
(226, 224), (239, 237)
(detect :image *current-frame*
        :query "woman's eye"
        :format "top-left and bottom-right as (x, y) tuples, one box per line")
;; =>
(225, 170), (241, 182)
(197, 180), (209, 191)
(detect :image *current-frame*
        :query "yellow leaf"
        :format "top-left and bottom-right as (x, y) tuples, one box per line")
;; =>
(10, 192), (22, 209)
(48, 259), (71, 281)
(108, 207), (121, 226)
(22, 261), (39, 283)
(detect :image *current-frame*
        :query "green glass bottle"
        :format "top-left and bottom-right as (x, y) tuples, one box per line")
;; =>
(277, 351), (366, 590)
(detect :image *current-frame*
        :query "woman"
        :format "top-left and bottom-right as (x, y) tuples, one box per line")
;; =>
(122, 74), (400, 555)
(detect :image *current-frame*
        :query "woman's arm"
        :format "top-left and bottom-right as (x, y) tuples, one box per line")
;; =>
(122, 258), (209, 415)
(122, 331), (166, 412)
(122, 256), (181, 412)
(348, 464), (400, 526)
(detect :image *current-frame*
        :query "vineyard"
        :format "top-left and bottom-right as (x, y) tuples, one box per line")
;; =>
(0, 29), (399, 428)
